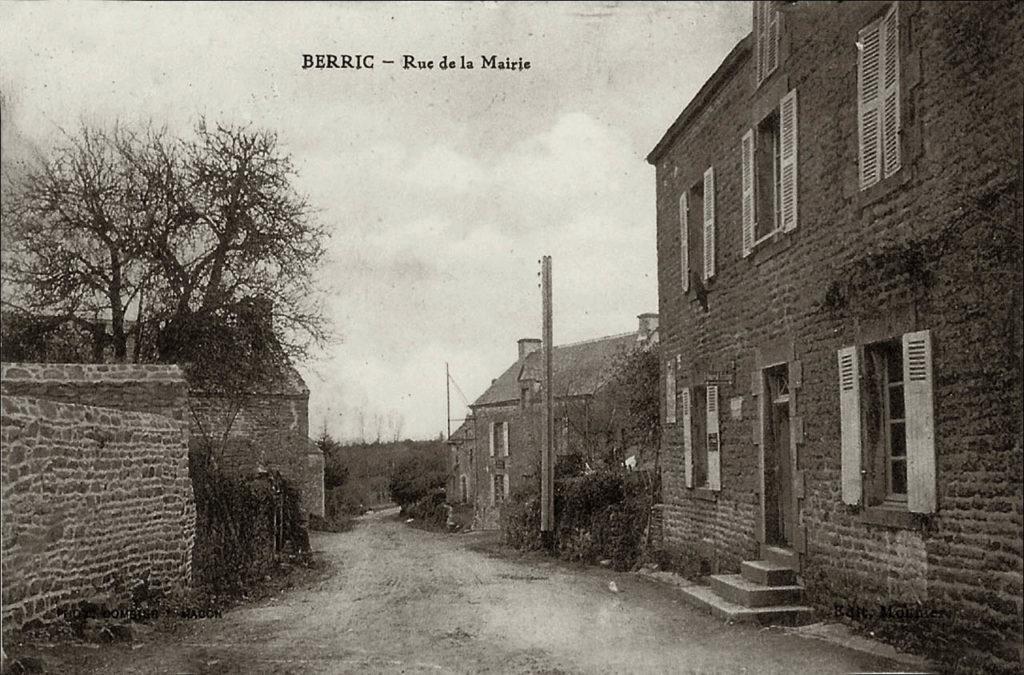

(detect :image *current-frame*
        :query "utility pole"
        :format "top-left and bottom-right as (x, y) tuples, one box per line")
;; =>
(446, 362), (451, 441)
(540, 256), (554, 540)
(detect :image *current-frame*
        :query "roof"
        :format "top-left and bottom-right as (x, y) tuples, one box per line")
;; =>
(447, 419), (473, 444)
(187, 362), (309, 397)
(646, 34), (752, 165)
(471, 332), (640, 407)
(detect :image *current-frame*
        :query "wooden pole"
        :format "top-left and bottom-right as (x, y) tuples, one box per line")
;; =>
(446, 362), (451, 440)
(541, 256), (554, 534)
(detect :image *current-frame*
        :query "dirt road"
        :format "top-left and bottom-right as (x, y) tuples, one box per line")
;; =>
(44, 510), (904, 673)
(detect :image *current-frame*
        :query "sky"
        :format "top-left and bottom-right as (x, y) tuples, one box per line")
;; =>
(0, 1), (750, 441)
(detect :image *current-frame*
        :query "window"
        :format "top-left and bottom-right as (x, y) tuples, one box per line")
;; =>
(755, 111), (781, 241)
(489, 421), (509, 457)
(864, 339), (907, 501)
(680, 385), (716, 490)
(838, 330), (936, 513)
(492, 473), (508, 504)
(742, 90), (798, 256)
(460, 475), (468, 503)
(679, 168), (717, 293)
(858, 3), (901, 189)
(753, 1), (780, 87)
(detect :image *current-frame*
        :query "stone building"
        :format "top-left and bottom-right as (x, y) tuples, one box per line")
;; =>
(647, 1), (1022, 670)
(188, 364), (324, 519)
(452, 314), (658, 529)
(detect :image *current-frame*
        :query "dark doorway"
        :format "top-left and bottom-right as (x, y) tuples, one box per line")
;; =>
(763, 364), (793, 547)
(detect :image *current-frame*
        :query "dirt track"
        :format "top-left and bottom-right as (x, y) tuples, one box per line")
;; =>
(35, 509), (903, 673)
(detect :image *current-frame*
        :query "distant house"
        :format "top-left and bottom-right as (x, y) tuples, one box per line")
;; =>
(452, 314), (658, 529)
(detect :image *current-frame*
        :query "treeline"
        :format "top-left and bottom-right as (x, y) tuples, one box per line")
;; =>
(314, 433), (447, 524)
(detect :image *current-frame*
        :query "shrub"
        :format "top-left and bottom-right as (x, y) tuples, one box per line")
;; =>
(405, 488), (449, 527)
(390, 454), (446, 510)
(189, 446), (308, 591)
(501, 468), (658, 571)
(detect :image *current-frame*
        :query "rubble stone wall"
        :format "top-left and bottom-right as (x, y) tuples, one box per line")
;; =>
(0, 394), (195, 631)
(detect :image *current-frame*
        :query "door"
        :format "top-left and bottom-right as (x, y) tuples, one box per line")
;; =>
(764, 364), (794, 546)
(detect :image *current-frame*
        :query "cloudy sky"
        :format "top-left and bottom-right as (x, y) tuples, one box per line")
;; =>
(0, 1), (749, 441)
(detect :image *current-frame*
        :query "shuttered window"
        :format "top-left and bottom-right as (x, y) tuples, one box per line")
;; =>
(488, 421), (495, 457)
(681, 387), (693, 488)
(838, 330), (937, 513)
(706, 384), (721, 491)
(679, 192), (690, 293)
(666, 359), (677, 424)
(743, 89), (799, 254)
(754, 1), (780, 87)
(858, 3), (900, 189)
(702, 167), (716, 280)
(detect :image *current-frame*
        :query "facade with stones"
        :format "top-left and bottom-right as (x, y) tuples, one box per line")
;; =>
(449, 314), (659, 529)
(648, 2), (1022, 670)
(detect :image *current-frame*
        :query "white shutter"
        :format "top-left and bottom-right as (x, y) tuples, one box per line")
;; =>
(503, 473), (510, 499)
(766, 2), (779, 77)
(779, 89), (798, 232)
(706, 384), (721, 491)
(857, 18), (883, 189)
(503, 421), (510, 457)
(680, 192), (690, 292)
(488, 422), (495, 457)
(681, 387), (693, 488)
(703, 167), (716, 280)
(837, 347), (862, 505)
(903, 330), (936, 513)
(753, 1), (764, 85)
(665, 360), (677, 424)
(881, 4), (901, 178)
(741, 130), (755, 256)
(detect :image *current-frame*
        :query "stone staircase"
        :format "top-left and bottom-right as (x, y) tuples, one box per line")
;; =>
(677, 545), (815, 626)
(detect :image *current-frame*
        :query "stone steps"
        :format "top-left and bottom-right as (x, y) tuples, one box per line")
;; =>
(677, 584), (815, 626)
(677, 547), (815, 627)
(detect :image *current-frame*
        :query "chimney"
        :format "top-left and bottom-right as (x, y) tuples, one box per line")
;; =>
(637, 313), (659, 342)
(518, 338), (542, 361)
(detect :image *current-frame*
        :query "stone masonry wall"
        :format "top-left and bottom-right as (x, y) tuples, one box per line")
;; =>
(653, 2), (1022, 669)
(188, 392), (317, 514)
(0, 363), (188, 422)
(0, 394), (195, 631)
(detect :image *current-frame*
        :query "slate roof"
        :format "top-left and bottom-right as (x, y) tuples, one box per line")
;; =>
(471, 332), (639, 407)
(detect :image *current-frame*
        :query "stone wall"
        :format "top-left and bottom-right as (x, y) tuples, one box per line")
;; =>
(0, 362), (188, 421)
(652, 2), (1022, 670)
(0, 394), (194, 631)
(188, 392), (319, 515)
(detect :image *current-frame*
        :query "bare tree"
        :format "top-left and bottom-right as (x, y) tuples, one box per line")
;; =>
(1, 119), (330, 374)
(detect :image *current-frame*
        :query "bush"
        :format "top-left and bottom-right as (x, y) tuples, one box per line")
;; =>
(390, 454), (446, 510)
(405, 488), (449, 527)
(501, 468), (658, 571)
(189, 446), (308, 591)
(501, 491), (544, 551)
